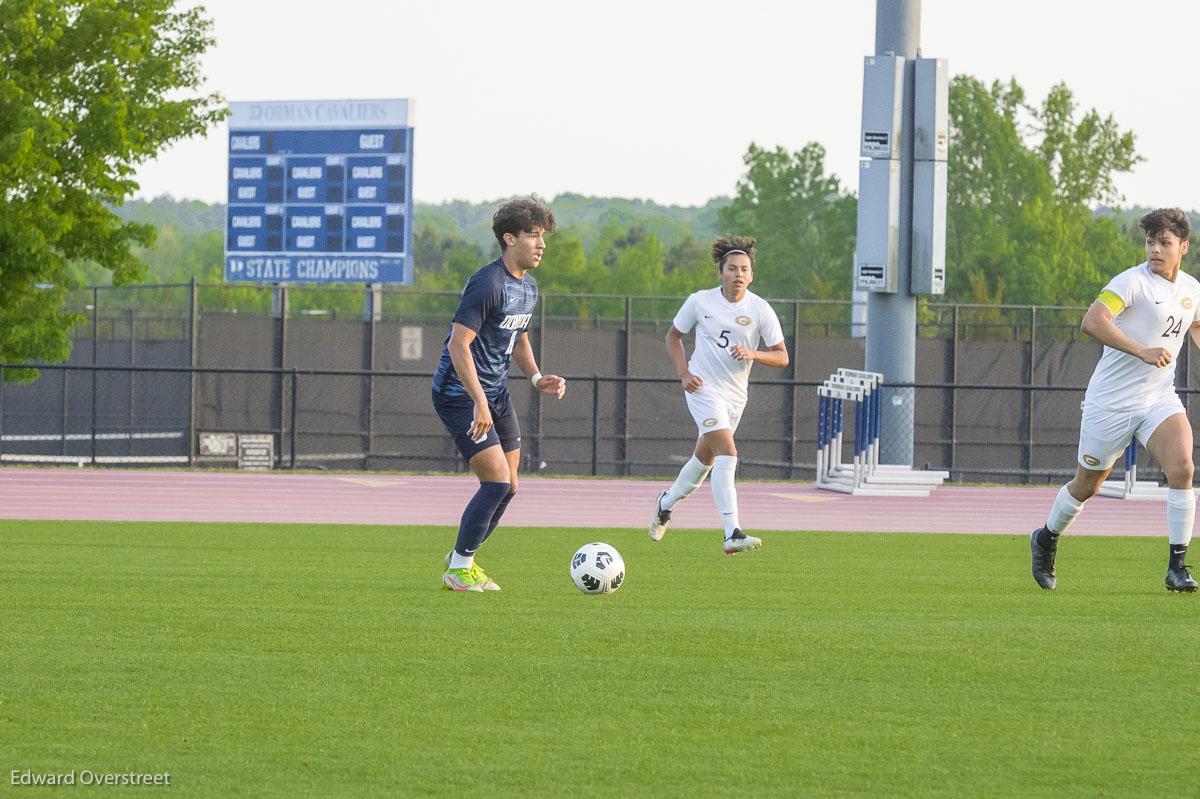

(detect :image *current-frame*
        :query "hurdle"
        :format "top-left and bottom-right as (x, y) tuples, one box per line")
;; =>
(816, 380), (870, 490)
(815, 369), (943, 496)
(1097, 441), (1171, 500)
(830, 369), (948, 488)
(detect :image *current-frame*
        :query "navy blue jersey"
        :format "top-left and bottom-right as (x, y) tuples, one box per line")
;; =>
(432, 259), (538, 400)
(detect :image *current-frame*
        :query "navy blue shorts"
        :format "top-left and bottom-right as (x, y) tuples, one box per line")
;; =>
(431, 388), (522, 462)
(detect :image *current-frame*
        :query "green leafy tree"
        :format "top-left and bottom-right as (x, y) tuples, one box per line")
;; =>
(717, 142), (857, 301)
(535, 220), (702, 319)
(412, 225), (482, 281)
(661, 235), (716, 302)
(947, 76), (1143, 309)
(664, 236), (707, 275)
(411, 225), (485, 293)
(175, 230), (225, 284)
(415, 194), (731, 256)
(1036, 83), (1138, 209)
(606, 235), (668, 296)
(537, 230), (591, 293)
(0, 0), (225, 371)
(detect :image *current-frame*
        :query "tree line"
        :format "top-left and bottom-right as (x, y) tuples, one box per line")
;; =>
(106, 75), (1171, 315)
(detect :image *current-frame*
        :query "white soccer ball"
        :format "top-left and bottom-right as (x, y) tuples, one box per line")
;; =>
(570, 542), (625, 595)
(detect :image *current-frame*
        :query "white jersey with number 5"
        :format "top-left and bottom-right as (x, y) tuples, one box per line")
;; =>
(1086, 262), (1200, 411)
(672, 287), (785, 406)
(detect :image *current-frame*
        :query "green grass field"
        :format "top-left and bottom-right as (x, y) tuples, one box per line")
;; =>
(4, 520), (1198, 797)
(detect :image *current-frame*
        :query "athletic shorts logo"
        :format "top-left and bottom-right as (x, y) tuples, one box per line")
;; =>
(735, 315), (751, 326)
(702, 418), (718, 428)
(1184, 297), (1194, 310)
(1082, 454), (1101, 467)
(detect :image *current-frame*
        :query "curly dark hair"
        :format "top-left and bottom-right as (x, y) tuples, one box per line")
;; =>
(711, 234), (756, 271)
(492, 195), (556, 251)
(1140, 208), (1191, 242)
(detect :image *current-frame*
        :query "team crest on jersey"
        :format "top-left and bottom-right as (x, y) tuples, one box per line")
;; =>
(702, 418), (718, 428)
(735, 315), (752, 326)
(1082, 454), (1101, 468)
(1184, 297), (1194, 310)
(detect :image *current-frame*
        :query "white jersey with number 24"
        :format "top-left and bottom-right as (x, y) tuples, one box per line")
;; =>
(1086, 262), (1200, 411)
(672, 287), (785, 406)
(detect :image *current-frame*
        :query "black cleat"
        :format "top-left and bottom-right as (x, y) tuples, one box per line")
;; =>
(1030, 527), (1057, 590)
(1166, 564), (1198, 593)
(649, 491), (672, 541)
(723, 528), (762, 554)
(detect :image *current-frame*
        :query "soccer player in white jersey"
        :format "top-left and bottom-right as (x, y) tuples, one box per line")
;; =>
(1031, 208), (1200, 592)
(649, 235), (789, 553)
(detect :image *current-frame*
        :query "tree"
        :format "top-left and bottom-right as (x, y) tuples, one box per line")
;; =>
(947, 76), (1143, 308)
(664, 236), (706, 275)
(717, 143), (857, 301)
(0, 0), (225, 372)
(536, 230), (591, 294)
(411, 224), (483, 287)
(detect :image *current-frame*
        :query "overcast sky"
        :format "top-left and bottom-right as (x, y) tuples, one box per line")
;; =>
(131, 0), (1198, 211)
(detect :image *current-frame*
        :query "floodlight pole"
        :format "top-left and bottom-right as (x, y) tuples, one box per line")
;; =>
(866, 0), (919, 465)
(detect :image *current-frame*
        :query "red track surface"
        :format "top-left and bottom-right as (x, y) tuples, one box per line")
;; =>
(0, 467), (1167, 536)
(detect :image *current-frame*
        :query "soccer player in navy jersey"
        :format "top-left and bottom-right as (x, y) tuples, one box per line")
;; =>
(431, 196), (566, 592)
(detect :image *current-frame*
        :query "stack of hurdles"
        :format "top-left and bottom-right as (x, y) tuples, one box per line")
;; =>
(815, 368), (948, 497)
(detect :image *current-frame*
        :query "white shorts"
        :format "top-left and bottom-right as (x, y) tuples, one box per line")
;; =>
(1077, 394), (1186, 470)
(684, 387), (745, 435)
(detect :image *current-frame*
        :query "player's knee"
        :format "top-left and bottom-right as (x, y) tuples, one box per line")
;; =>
(1067, 478), (1099, 501)
(1166, 460), (1194, 486)
(480, 466), (509, 484)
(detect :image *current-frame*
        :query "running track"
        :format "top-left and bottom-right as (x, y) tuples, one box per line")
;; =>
(0, 468), (1168, 536)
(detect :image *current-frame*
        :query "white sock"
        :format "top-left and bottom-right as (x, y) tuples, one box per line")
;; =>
(663, 456), (712, 510)
(449, 551), (474, 570)
(1046, 484), (1084, 534)
(1167, 488), (1195, 547)
(711, 455), (740, 537)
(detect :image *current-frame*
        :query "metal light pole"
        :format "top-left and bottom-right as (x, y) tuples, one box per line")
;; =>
(865, 0), (919, 465)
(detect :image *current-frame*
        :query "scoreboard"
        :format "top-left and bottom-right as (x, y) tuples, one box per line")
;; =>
(224, 99), (414, 285)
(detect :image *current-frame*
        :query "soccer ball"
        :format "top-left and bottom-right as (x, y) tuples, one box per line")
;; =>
(570, 542), (625, 595)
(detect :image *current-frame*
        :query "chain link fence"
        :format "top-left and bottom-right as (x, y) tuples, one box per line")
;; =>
(8, 282), (1198, 483)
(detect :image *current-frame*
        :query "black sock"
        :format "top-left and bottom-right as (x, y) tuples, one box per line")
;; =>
(1170, 544), (1188, 570)
(1037, 527), (1059, 549)
(480, 491), (515, 546)
(453, 481), (510, 560)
